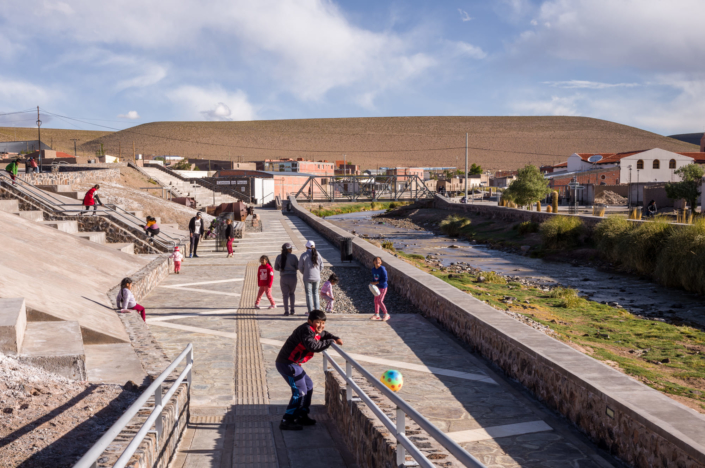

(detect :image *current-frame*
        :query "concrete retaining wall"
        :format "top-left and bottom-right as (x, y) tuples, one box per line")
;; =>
(290, 196), (705, 468)
(17, 168), (120, 186)
(107, 255), (172, 309)
(325, 371), (460, 468)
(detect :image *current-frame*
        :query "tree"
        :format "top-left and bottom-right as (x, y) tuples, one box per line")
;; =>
(172, 159), (192, 170)
(502, 164), (551, 206)
(665, 164), (704, 211)
(469, 163), (482, 175)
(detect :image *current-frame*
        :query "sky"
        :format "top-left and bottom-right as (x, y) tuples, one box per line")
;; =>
(0, 0), (704, 135)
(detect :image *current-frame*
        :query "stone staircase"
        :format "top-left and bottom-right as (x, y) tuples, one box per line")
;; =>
(141, 167), (240, 208)
(0, 298), (86, 380)
(0, 199), (134, 254)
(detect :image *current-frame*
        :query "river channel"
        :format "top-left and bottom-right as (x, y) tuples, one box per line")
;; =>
(325, 210), (705, 329)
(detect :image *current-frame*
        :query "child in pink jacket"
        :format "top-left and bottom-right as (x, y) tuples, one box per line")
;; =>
(320, 274), (338, 312)
(255, 255), (277, 309)
(171, 246), (183, 274)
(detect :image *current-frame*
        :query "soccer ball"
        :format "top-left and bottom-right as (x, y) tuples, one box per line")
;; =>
(380, 370), (403, 392)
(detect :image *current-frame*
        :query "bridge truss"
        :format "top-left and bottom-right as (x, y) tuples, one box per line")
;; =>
(293, 174), (435, 202)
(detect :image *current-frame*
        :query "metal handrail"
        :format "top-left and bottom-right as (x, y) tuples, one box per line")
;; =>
(74, 343), (193, 468)
(323, 344), (486, 468)
(0, 172), (184, 250)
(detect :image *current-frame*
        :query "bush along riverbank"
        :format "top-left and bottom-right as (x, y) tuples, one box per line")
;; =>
(308, 201), (410, 218)
(376, 242), (705, 413)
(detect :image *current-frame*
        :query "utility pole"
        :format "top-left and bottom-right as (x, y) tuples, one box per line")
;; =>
(70, 139), (78, 156)
(344, 154), (347, 176)
(464, 133), (468, 202)
(36, 107), (42, 173)
(133, 141), (135, 162)
(119, 142), (121, 161)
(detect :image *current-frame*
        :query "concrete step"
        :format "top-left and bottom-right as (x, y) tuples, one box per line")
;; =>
(19, 321), (86, 380)
(0, 298), (27, 355)
(107, 242), (134, 254)
(40, 220), (79, 233)
(161, 223), (179, 229)
(85, 343), (147, 385)
(74, 231), (107, 244)
(128, 210), (144, 219)
(17, 210), (43, 222)
(0, 199), (19, 213)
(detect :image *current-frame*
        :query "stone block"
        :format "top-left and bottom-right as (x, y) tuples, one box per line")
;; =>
(17, 210), (44, 222)
(19, 321), (86, 380)
(40, 220), (79, 233)
(0, 199), (19, 213)
(108, 242), (135, 254)
(74, 231), (107, 244)
(0, 297), (27, 355)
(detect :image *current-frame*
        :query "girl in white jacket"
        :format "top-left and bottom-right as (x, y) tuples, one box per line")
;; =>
(171, 246), (184, 274)
(116, 277), (146, 321)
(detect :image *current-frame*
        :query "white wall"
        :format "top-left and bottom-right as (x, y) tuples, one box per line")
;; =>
(256, 178), (275, 205)
(619, 149), (693, 184)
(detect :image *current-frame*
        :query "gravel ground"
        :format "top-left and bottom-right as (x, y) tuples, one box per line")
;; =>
(321, 266), (420, 316)
(0, 354), (139, 468)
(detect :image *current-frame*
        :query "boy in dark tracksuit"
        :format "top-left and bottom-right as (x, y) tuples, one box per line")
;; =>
(275, 309), (343, 430)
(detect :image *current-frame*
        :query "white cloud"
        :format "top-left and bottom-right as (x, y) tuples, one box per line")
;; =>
(42, 1), (74, 15)
(168, 86), (256, 121)
(514, 0), (705, 71)
(450, 41), (487, 59)
(513, 95), (581, 116)
(458, 9), (472, 21)
(118, 111), (140, 119)
(544, 80), (639, 89)
(0, 77), (52, 106)
(115, 65), (167, 92)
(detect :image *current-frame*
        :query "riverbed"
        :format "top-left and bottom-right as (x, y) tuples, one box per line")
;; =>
(325, 210), (705, 329)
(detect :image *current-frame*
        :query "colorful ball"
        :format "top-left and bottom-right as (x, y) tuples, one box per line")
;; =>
(380, 370), (403, 392)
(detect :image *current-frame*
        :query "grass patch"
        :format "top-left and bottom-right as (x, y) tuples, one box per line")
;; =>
(389, 252), (705, 409)
(540, 216), (584, 249)
(517, 221), (539, 235)
(381, 240), (395, 251)
(481, 271), (507, 284)
(593, 216), (632, 263)
(396, 250), (426, 260)
(439, 215), (472, 237)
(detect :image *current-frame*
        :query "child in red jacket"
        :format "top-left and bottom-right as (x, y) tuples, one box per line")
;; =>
(255, 255), (277, 309)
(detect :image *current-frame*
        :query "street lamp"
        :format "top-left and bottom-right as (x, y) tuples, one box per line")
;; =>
(36, 108), (42, 173)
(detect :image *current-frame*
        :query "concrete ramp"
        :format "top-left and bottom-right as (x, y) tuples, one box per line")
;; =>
(0, 210), (150, 343)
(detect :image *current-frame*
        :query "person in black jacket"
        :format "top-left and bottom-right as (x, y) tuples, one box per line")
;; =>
(275, 310), (342, 430)
(188, 212), (205, 258)
(224, 218), (234, 258)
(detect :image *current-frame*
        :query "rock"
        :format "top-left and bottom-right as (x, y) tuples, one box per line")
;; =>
(449, 245), (459, 249)
(661, 358), (671, 364)
(477, 276), (486, 283)
(520, 245), (530, 254)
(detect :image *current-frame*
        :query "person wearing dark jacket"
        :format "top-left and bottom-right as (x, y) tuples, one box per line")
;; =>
(188, 212), (205, 258)
(275, 310), (342, 430)
(224, 218), (234, 258)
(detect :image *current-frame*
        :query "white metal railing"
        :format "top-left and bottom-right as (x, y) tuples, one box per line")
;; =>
(74, 344), (193, 468)
(323, 344), (486, 468)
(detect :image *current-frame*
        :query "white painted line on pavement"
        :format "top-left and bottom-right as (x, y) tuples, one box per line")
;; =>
(447, 421), (552, 443)
(148, 308), (238, 321)
(259, 338), (497, 385)
(161, 278), (244, 288)
(147, 321), (237, 339)
(157, 285), (242, 297)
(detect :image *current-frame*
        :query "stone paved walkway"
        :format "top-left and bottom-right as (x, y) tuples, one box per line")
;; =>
(139, 209), (618, 468)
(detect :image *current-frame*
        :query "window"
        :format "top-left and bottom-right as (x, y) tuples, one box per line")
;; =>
(637, 159), (644, 169)
(669, 159), (676, 169)
(653, 159), (660, 169)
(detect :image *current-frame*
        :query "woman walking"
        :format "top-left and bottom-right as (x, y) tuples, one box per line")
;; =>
(224, 218), (234, 258)
(275, 243), (299, 316)
(298, 240), (323, 314)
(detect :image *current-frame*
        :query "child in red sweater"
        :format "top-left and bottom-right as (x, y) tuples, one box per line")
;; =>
(255, 255), (277, 309)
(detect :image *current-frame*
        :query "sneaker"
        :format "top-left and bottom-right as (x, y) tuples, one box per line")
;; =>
(255, 305), (261, 309)
(193, 254), (200, 258)
(370, 314), (381, 321)
(284, 311), (290, 316)
(296, 415), (316, 426)
(290, 310), (296, 315)
(188, 254), (193, 258)
(279, 420), (303, 431)
(381, 314), (390, 321)
(268, 304), (277, 309)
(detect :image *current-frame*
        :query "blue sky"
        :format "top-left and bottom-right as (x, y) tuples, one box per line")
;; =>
(1, 0), (703, 135)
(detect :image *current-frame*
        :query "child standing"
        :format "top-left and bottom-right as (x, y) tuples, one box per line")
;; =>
(370, 257), (389, 321)
(320, 274), (338, 312)
(255, 255), (277, 309)
(171, 246), (183, 274)
(275, 310), (343, 430)
(116, 277), (146, 321)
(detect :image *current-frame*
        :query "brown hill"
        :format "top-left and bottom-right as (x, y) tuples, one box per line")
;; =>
(21, 117), (703, 171)
(0, 127), (111, 155)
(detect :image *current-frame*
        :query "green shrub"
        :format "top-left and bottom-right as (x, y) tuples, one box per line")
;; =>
(439, 215), (472, 237)
(381, 240), (395, 251)
(370, 201), (379, 210)
(540, 216), (584, 248)
(549, 287), (584, 308)
(481, 271), (506, 284)
(654, 219), (705, 295)
(517, 221), (539, 235)
(388, 202), (399, 209)
(617, 217), (673, 275)
(594, 216), (633, 263)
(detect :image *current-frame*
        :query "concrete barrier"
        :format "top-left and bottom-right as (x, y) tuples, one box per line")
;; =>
(17, 168), (120, 186)
(0, 298), (26, 354)
(289, 196), (705, 468)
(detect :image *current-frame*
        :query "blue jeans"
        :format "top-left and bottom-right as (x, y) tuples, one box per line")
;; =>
(304, 281), (320, 312)
(276, 362), (313, 420)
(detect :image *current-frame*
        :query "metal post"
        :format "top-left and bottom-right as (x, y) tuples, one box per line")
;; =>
(36, 107), (42, 173)
(154, 383), (163, 441)
(346, 360), (353, 401)
(465, 132), (468, 202)
(322, 353), (328, 374)
(187, 348), (193, 390)
(396, 406), (406, 466)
